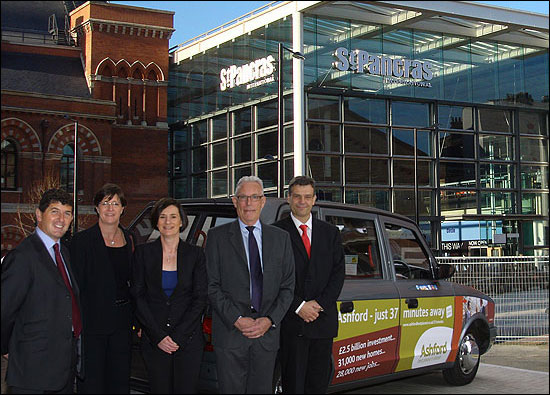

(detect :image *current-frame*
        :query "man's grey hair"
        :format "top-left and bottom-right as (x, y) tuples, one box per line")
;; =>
(234, 176), (264, 196)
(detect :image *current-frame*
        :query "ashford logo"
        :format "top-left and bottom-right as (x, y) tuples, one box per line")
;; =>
(220, 55), (275, 91)
(333, 47), (433, 87)
(421, 341), (448, 357)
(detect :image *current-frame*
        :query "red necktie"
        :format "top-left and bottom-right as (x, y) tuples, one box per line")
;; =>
(53, 243), (82, 338)
(299, 224), (311, 259)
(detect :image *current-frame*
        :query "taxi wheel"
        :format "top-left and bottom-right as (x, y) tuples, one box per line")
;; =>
(442, 332), (480, 385)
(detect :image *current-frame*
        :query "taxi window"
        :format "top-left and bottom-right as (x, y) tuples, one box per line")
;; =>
(325, 215), (382, 279)
(194, 213), (237, 248)
(384, 223), (432, 280)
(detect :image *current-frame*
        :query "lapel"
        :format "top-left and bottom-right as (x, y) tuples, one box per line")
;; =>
(151, 238), (164, 294)
(281, 216), (309, 262)
(29, 232), (70, 290)
(228, 219), (248, 268)
(90, 223), (112, 272)
(61, 242), (80, 297)
(171, 240), (188, 297)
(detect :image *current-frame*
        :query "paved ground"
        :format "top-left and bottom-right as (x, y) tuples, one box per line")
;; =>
(2, 343), (548, 393)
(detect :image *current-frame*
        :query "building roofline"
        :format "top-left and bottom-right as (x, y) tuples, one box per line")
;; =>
(171, 0), (548, 62)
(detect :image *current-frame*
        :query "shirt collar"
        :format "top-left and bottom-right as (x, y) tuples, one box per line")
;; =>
(238, 218), (262, 232)
(35, 226), (59, 251)
(290, 212), (312, 230)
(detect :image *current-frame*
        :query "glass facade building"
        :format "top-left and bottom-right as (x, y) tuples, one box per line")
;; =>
(167, 1), (549, 256)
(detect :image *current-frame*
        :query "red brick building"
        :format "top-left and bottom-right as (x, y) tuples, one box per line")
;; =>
(1, 1), (174, 255)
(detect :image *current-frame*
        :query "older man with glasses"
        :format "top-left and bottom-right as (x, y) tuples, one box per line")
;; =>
(205, 176), (295, 394)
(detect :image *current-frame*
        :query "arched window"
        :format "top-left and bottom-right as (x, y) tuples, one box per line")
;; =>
(60, 144), (75, 192)
(1, 139), (17, 190)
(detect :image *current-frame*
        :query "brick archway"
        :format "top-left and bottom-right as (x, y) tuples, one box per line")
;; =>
(1, 225), (26, 256)
(1, 118), (41, 152)
(47, 123), (102, 156)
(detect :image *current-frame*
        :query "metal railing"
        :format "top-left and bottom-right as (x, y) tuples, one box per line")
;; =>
(437, 256), (549, 344)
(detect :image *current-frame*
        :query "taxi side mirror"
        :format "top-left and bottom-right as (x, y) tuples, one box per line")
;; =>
(437, 263), (456, 279)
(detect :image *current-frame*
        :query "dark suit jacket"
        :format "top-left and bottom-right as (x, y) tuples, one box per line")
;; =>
(1, 232), (80, 391)
(205, 220), (295, 350)
(273, 216), (345, 338)
(131, 238), (207, 347)
(70, 223), (134, 335)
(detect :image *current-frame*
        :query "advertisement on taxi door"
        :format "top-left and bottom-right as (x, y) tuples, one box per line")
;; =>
(332, 299), (400, 384)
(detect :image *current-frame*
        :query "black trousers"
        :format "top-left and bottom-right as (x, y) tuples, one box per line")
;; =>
(76, 303), (132, 394)
(280, 333), (333, 394)
(141, 331), (204, 394)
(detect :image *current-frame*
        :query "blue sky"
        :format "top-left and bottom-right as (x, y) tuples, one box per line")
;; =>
(112, 1), (549, 49)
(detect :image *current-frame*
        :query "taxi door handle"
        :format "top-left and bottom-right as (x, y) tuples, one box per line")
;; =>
(340, 301), (354, 314)
(406, 298), (419, 309)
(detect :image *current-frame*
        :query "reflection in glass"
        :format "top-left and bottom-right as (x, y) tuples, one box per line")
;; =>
(521, 165), (548, 190)
(174, 129), (188, 151)
(173, 178), (188, 199)
(345, 189), (389, 211)
(519, 112), (547, 136)
(439, 132), (475, 158)
(346, 158), (388, 185)
(345, 126), (388, 154)
(480, 164), (514, 189)
(393, 129), (414, 156)
(233, 137), (251, 164)
(192, 147), (206, 172)
(257, 131), (278, 159)
(479, 134), (514, 160)
(521, 193), (549, 215)
(391, 101), (429, 127)
(307, 155), (340, 183)
(284, 158), (293, 185)
(284, 126), (293, 154)
(343, 97), (386, 124)
(212, 115), (227, 140)
(520, 138), (548, 162)
(308, 95), (340, 120)
(257, 162), (277, 189)
(192, 174), (207, 197)
(393, 160), (433, 186)
(478, 108), (512, 133)
(233, 108), (251, 135)
(307, 124), (340, 152)
(257, 101), (278, 130)
(317, 187), (342, 202)
(212, 170), (227, 196)
(440, 162), (476, 187)
(440, 190), (477, 215)
(174, 152), (187, 176)
(191, 121), (207, 145)
(438, 105), (474, 130)
(393, 189), (432, 217)
(212, 142), (227, 168)
(481, 192), (516, 214)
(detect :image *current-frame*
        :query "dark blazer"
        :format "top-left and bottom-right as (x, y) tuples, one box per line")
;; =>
(273, 216), (345, 338)
(70, 223), (134, 334)
(131, 238), (207, 347)
(205, 220), (295, 350)
(1, 232), (80, 391)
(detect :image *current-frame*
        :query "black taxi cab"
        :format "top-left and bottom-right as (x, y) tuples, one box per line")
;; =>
(128, 198), (497, 393)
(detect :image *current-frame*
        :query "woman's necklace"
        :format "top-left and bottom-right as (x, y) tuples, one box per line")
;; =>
(106, 229), (119, 246)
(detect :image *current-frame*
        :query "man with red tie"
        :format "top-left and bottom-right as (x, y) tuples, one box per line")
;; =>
(274, 176), (345, 393)
(1, 189), (82, 394)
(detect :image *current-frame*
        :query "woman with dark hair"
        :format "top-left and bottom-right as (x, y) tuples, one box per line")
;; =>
(70, 183), (134, 393)
(131, 198), (207, 393)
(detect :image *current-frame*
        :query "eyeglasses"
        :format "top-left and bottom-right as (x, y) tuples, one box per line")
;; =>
(234, 194), (264, 202)
(100, 201), (121, 207)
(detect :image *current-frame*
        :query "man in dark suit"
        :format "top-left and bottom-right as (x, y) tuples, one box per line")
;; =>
(1, 188), (82, 394)
(274, 176), (345, 394)
(205, 176), (295, 394)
